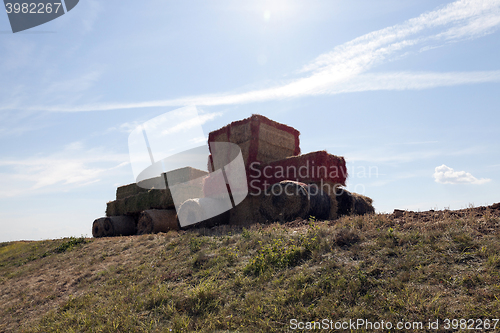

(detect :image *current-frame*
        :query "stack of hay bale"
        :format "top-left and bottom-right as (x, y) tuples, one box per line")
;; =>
(92, 114), (375, 237)
(205, 114), (374, 225)
(92, 167), (207, 237)
(205, 114), (301, 226)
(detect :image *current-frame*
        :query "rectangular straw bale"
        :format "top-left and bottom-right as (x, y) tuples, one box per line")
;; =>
(213, 131), (229, 143)
(165, 167), (208, 186)
(258, 122), (297, 150)
(221, 119), (297, 148)
(118, 167), (207, 200)
(106, 189), (175, 216)
(208, 114), (301, 167)
(137, 175), (165, 190)
(106, 200), (117, 217)
(116, 183), (148, 200)
(202, 172), (229, 199)
(228, 121), (252, 143)
(106, 199), (128, 217)
(237, 141), (251, 165)
(256, 140), (295, 163)
(235, 139), (296, 166)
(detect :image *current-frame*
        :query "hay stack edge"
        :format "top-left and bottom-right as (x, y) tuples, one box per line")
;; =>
(92, 114), (374, 238)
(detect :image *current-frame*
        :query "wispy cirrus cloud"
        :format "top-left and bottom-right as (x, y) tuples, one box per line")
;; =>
(301, 0), (500, 75)
(8, 0), (500, 113)
(25, 70), (500, 113)
(0, 142), (130, 197)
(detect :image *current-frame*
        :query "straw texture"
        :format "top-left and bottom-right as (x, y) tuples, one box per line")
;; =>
(137, 209), (179, 234)
(106, 189), (174, 216)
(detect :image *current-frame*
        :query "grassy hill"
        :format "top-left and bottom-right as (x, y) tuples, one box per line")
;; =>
(1, 205), (500, 332)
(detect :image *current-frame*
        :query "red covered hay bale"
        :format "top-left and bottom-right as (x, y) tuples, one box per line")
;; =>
(247, 150), (347, 193)
(208, 114), (300, 166)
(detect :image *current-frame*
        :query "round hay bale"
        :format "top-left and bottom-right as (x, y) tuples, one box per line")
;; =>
(311, 181), (339, 220)
(306, 184), (331, 220)
(137, 209), (179, 235)
(92, 216), (136, 237)
(110, 216), (136, 236)
(229, 193), (266, 226)
(102, 217), (114, 237)
(177, 199), (204, 227)
(259, 180), (310, 222)
(92, 218), (106, 238)
(177, 198), (230, 229)
(352, 193), (375, 215)
(336, 188), (354, 216)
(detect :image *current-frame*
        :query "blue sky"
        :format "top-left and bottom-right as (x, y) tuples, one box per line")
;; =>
(1, 0), (499, 242)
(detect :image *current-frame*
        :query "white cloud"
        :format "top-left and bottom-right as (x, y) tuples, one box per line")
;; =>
(433, 164), (491, 184)
(0, 143), (130, 197)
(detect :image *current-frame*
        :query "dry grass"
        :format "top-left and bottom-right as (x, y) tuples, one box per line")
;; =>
(1, 205), (500, 332)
